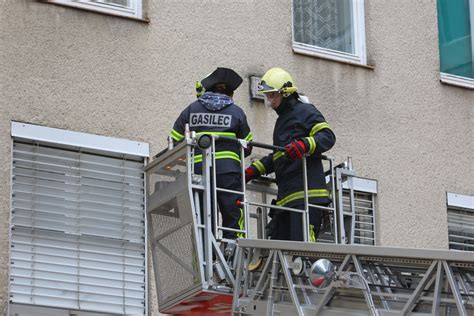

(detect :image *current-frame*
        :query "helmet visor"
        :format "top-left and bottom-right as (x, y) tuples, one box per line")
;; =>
(257, 80), (278, 94)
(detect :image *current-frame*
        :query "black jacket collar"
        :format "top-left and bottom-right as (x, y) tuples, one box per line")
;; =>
(275, 94), (298, 116)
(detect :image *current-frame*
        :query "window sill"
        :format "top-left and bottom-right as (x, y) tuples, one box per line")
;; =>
(293, 46), (375, 70)
(39, 0), (150, 23)
(440, 73), (474, 90)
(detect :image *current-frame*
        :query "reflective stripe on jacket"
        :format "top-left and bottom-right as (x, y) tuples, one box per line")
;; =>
(170, 96), (252, 174)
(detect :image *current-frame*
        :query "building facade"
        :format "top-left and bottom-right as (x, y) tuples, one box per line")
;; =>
(1, 0), (472, 314)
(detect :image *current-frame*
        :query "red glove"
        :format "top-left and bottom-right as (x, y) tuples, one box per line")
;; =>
(245, 166), (257, 183)
(285, 140), (307, 160)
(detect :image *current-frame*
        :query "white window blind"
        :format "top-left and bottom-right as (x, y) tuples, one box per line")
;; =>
(447, 193), (474, 251)
(10, 140), (146, 314)
(448, 208), (474, 251)
(318, 177), (377, 245)
(343, 190), (376, 245)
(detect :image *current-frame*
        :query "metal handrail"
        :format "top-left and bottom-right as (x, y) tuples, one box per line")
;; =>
(199, 133), (339, 244)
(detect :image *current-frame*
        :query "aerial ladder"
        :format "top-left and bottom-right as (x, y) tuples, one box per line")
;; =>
(145, 133), (474, 315)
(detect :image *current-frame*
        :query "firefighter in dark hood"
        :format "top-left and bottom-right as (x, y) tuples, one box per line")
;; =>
(170, 67), (253, 245)
(245, 67), (335, 242)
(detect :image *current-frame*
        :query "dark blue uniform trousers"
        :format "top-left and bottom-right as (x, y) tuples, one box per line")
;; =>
(272, 203), (324, 242)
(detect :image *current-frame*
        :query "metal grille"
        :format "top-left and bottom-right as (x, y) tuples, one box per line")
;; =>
(10, 141), (146, 314)
(448, 208), (474, 251)
(148, 190), (201, 307)
(152, 218), (198, 303)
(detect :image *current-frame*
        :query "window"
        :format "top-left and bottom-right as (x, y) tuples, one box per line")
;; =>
(437, 0), (474, 89)
(343, 190), (376, 245)
(342, 177), (377, 245)
(447, 192), (474, 251)
(319, 177), (377, 245)
(292, 0), (367, 65)
(9, 122), (149, 315)
(47, 0), (143, 19)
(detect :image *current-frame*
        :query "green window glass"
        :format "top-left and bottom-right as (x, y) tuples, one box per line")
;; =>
(437, 0), (473, 79)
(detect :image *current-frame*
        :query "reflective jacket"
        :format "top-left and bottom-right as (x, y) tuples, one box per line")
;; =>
(170, 92), (252, 175)
(251, 94), (335, 207)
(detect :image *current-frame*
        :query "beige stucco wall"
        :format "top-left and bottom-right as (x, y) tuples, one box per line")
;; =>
(1, 0), (473, 314)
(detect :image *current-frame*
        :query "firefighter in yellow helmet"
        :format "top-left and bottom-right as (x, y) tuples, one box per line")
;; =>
(245, 67), (336, 242)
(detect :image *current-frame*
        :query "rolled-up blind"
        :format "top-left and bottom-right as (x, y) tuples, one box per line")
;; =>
(10, 141), (146, 315)
(343, 190), (376, 245)
(448, 208), (474, 251)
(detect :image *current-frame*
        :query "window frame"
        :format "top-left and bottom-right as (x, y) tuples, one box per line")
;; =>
(46, 0), (143, 19)
(437, 0), (474, 89)
(291, 0), (367, 66)
(8, 122), (149, 315)
(440, 73), (474, 89)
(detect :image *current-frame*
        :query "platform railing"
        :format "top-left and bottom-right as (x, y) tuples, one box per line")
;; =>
(145, 133), (358, 311)
(203, 133), (342, 244)
(232, 239), (474, 316)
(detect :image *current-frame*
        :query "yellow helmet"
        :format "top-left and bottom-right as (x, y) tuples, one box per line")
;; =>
(258, 67), (298, 97)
